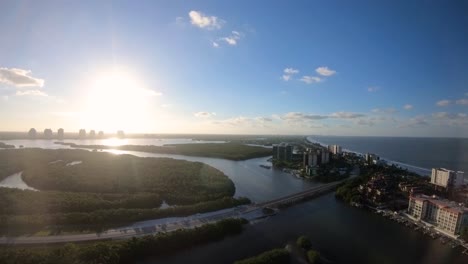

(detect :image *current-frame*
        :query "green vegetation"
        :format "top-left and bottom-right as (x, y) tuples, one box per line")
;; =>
(0, 218), (247, 264)
(1, 148), (234, 202)
(234, 248), (290, 264)
(56, 142), (272, 160)
(335, 164), (422, 204)
(296, 235), (312, 250)
(0, 197), (249, 235)
(0, 149), (249, 234)
(314, 156), (351, 182)
(306, 250), (321, 264)
(0, 142), (15, 149)
(272, 159), (301, 169)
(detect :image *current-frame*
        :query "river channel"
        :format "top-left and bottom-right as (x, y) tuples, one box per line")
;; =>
(1, 139), (467, 263)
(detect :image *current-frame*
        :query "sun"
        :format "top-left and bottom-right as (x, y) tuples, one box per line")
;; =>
(82, 69), (154, 132)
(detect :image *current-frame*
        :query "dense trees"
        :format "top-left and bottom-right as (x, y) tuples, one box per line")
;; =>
(0, 218), (247, 264)
(234, 248), (290, 264)
(0, 149), (248, 234)
(0, 142), (15, 149)
(296, 235), (312, 250)
(335, 164), (421, 203)
(306, 250), (321, 264)
(0, 197), (250, 234)
(55, 142), (272, 160)
(1, 149), (234, 203)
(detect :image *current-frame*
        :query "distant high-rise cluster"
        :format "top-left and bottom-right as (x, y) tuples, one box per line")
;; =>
(25, 128), (119, 139)
(28, 128), (37, 139)
(57, 128), (64, 139)
(365, 153), (380, 165)
(43, 129), (53, 139)
(328, 144), (342, 155)
(117, 130), (125, 138)
(27, 128), (65, 139)
(272, 143), (293, 161)
(78, 129), (87, 139)
(303, 148), (330, 167)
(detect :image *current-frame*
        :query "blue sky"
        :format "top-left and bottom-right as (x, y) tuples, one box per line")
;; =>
(0, 0), (467, 137)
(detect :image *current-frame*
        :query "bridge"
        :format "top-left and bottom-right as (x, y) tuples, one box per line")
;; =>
(255, 181), (342, 209)
(0, 176), (353, 245)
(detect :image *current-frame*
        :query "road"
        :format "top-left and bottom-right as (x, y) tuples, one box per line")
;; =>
(0, 168), (358, 245)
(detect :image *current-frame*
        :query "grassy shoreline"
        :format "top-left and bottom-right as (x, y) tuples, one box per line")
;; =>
(55, 142), (272, 160)
(0, 148), (245, 235)
(0, 218), (248, 264)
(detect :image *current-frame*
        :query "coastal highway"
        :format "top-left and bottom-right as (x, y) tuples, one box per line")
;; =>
(0, 169), (357, 245)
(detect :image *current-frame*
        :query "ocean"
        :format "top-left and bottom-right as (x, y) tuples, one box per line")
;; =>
(308, 136), (468, 176)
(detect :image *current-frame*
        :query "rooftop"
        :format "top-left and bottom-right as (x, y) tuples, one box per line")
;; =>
(411, 194), (468, 214)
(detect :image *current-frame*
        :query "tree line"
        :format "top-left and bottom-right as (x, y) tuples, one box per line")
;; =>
(0, 218), (247, 264)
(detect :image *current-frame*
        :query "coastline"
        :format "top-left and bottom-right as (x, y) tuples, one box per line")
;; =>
(306, 136), (432, 176)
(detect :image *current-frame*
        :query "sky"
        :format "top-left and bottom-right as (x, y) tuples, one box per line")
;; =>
(0, 0), (467, 137)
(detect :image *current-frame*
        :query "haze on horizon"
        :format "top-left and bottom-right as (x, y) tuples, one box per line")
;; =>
(0, 1), (467, 137)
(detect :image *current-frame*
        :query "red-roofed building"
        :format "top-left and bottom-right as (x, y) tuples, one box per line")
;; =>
(408, 194), (468, 236)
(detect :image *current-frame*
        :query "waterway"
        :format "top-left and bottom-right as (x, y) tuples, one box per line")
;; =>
(150, 194), (468, 264)
(0, 139), (316, 202)
(1, 139), (467, 263)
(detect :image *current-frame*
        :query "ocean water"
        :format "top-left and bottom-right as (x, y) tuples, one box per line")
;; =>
(308, 136), (468, 176)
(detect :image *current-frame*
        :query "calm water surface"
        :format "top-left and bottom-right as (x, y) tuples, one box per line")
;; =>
(150, 194), (468, 264)
(1, 138), (467, 263)
(309, 136), (468, 175)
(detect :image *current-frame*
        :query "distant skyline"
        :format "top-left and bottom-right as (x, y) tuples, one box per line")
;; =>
(0, 1), (467, 137)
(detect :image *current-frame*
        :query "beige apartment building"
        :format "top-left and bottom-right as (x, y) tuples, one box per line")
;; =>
(408, 194), (468, 236)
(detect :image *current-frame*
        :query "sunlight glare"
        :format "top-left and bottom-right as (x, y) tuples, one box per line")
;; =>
(82, 68), (153, 132)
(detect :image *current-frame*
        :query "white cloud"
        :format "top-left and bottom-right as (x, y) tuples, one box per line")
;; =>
(223, 37), (237, 45)
(282, 112), (328, 121)
(371, 108), (398, 114)
(175, 17), (185, 26)
(432, 112), (452, 119)
(188, 10), (224, 30)
(432, 112), (468, 127)
(330, 112), (365, 119)
(436, 99), (451, 107)
(212, 41), (219, 48)
(0, 67), (45, 87)
(282, 68), (299, 81)
(282, 111), (364, 121)
(356, 119), (375, 126)
(2, 95), (8, 101)
(300, 76), (322, 84)
(456, 98), (468, 105)
(15, 89), (48, 96)
(212, 116), (251, 126)
(161, 104), (172, 108)
(256, 117), (273, 122)
(221, 31), (242, 46)
(143, 89), (162, 96)
(367, 86), (380, 92)
(398, 116), (428, 128)
(315, 66), (336, 77)
(194, 111), (216, 118)
(403, 104), (413, 110)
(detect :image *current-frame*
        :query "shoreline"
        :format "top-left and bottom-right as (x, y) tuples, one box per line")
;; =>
(306, 136), (432, 176)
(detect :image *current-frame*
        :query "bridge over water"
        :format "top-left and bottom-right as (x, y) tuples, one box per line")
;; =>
(0, 176), (353, 245)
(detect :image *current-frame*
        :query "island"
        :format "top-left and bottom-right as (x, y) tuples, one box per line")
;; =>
(0, 142), (15, 149)
(54, 142), (272, 160)
(0, 148), (249, 235)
